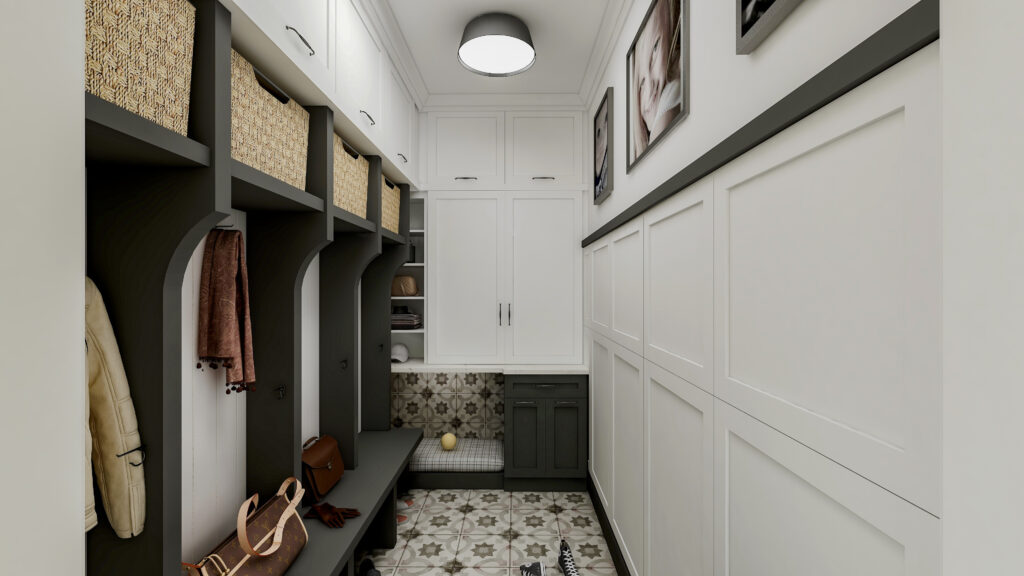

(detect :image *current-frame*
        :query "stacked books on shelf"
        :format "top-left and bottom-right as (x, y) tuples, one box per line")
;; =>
(391, 306), (423, 331)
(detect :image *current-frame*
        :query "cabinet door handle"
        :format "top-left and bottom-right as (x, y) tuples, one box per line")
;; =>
(507, 302), (511, 326)
(360, 110), (376, 125)
(398, 153), (408, 164)
(499, 302), (503, 326)
(536, 384), (556, 389)
(285, 26), (315, 56)
(515, 401), (536, 406)
(532, 176), (556, 181)
(556, 401), (578, 406)
(454, 176), (478, 181)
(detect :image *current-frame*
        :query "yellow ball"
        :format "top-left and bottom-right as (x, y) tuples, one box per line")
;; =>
(440, 433), (457, 451)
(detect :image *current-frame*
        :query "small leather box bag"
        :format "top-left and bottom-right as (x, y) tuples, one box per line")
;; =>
(391, 276), (418, 296)
(184, 477), (307, 576)
(301, 435), (344, 503)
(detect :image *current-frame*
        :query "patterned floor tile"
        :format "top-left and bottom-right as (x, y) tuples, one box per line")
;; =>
(415, 505), (465, 534)
(389, 566), (451, 576)
(509, 536), (560, 569)
(510, 492), (554, 509)
(463, 508), (511, 535)
(552, 491), (593, 511)
(563, 535), (616, 569)
(456, 534), (511, 568)
(510, 508), (559, 537)
(557, 508), (603, 537)
(367, 539), (408, 568)
(467, 490), (511, 511)
(453, 568), (510, 576)
(399, 489), (430, 509)
(578, 568), (619, 576)
(397, 508), (421, 534)
(425, 489), (471, 508)
(399, 534), (459, 567)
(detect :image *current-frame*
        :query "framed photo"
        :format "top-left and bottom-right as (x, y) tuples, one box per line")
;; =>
(594, 87), (613, 205)
(627, 0), (688, 172)
(736, 0), (804, 54)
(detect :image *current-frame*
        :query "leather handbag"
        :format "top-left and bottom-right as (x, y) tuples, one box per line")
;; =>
(391, 276), (418, 296)
(184, 478), (307, 576)
(302, 435), (344, 503)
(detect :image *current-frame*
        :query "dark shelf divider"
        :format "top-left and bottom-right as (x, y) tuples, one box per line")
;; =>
(231, 160), (325, 212)
(85, 1), (231, 575)
(333, 205), (376, 234)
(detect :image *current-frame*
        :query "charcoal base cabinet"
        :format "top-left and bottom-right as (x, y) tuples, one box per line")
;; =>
(505, 375), (588, 479)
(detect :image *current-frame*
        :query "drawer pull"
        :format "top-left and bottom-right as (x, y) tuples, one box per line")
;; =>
(532, 176), (556, 181)
(556, 401), (577, 406)
(285, 26), (315, 56)
(360, 110), (377, 126)
(515, 401), (536, 406)
(535, 384), (555, 389)
(454, 176), (478, 181)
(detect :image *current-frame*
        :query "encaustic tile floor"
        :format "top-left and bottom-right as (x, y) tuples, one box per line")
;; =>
(360, 489), (619, 576)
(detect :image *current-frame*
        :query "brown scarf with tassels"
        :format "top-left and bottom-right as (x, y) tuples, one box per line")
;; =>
(198, 229), (256, 393)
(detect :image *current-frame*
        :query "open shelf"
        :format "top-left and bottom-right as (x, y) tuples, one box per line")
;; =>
(382, 228), (406, 245)
(85, 93), (210, 167)
(409, 229), (425, 235)
(231, 160), (324, 212)
(391, 296), (424, 300)
(332, 205), (376, 234)
(290, 428), (422, 576)
(400, 262), (425, 268)
(392, 328), (425, 334)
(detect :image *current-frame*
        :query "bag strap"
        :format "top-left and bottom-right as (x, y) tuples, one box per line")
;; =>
(302, 436), (319, 450)
(236, 477), (305, 558)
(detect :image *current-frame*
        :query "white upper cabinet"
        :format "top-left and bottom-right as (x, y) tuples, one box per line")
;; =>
(505, 111), (583, 188)
(233, 0), (334, 92)
(384, 61), (415, 171)
(427, 112), (505, 189)
(336, 0), (382, 135)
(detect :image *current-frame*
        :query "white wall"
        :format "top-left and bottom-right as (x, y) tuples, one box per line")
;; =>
(0, 0), (85, 573)
(942, 1), (1024, 573)
(586, 0), (918, 234)
(302, 255), (320, 441)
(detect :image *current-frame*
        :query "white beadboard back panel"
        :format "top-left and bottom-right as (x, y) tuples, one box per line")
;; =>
(714, 46), (941, 514)
(181, 213), (248, 562)
(302, 255), (320, 442)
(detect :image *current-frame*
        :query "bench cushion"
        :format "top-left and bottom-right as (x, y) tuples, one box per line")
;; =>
(409, 438), (504, 473)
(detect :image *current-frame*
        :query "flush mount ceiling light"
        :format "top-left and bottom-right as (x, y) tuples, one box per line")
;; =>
(458, 13), (535, 77)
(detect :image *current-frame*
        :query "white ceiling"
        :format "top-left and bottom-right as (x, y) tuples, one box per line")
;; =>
(385, 0), (613, 98)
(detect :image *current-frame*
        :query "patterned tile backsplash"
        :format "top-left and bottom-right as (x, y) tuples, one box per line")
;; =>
(391, 373), (505, 441)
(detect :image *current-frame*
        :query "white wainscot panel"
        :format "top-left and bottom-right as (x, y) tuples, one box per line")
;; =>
(590, 239), (612, 336)
(611, 220), (644, 354)
(714, 46), (941, 514)
(611, 340), (644, 576)
(644, 179), (713, 390)
(301, 255), (320, 441)
(589, 330), (615, 514)
(646, 361), (713, 576)
(715, 401), (939, 576)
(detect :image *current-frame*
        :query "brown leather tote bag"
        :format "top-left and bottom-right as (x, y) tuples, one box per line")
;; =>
(184, 478), (307, 576)
(301, 435), (344, 503)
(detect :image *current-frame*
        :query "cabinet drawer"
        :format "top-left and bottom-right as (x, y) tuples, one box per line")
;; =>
(506, 375), (588, 398)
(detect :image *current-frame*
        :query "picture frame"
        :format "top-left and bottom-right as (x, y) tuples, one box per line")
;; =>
(736, 0), (805, 54)
(626, 0), (689, 173)
(594, 87), (613, 205)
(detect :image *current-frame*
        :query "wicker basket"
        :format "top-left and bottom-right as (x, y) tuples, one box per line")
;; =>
(381, 176), (401, 234)
(230, 50), (309, 190)
(85, 0), (196, 136)
(333, 134), (369, 218)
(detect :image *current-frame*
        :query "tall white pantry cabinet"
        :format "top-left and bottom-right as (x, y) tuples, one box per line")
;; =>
(427, 190), (582, 365)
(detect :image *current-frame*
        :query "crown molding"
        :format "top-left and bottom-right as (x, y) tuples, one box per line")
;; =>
(580, 0), (635, 108)
(356, 0), (430, 108)
(423, 92), (586, 111)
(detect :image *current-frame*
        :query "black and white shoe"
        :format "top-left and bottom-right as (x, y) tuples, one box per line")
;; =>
(520, 561), (545, 576)
(558, 539), (580, 576)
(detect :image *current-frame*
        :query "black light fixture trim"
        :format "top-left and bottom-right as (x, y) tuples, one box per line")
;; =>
(458, 12), (536, 77)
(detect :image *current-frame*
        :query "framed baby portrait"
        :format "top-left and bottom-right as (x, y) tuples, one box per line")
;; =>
(594, 87), (613, 205)
(626, 0), (688, 172)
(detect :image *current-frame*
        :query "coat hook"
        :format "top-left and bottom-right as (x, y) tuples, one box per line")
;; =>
(275, 385), (286, 400)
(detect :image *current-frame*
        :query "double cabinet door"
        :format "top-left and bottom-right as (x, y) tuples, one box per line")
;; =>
(505, 376), (589, 478)
(427, 191), (582, 365)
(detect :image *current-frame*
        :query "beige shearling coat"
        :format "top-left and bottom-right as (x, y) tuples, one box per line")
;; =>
(86, 277), (145, 538)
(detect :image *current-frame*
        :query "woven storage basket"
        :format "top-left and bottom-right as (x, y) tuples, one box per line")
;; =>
(381, 176), (401, 234)
(333, 134), (369, 218)
(230, 50), (310, 190)
(85, 0), (196, 136)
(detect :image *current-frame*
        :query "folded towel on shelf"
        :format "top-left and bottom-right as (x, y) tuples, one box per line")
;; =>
(391, 312), (423, 330)
(198, 229), (256, 393)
